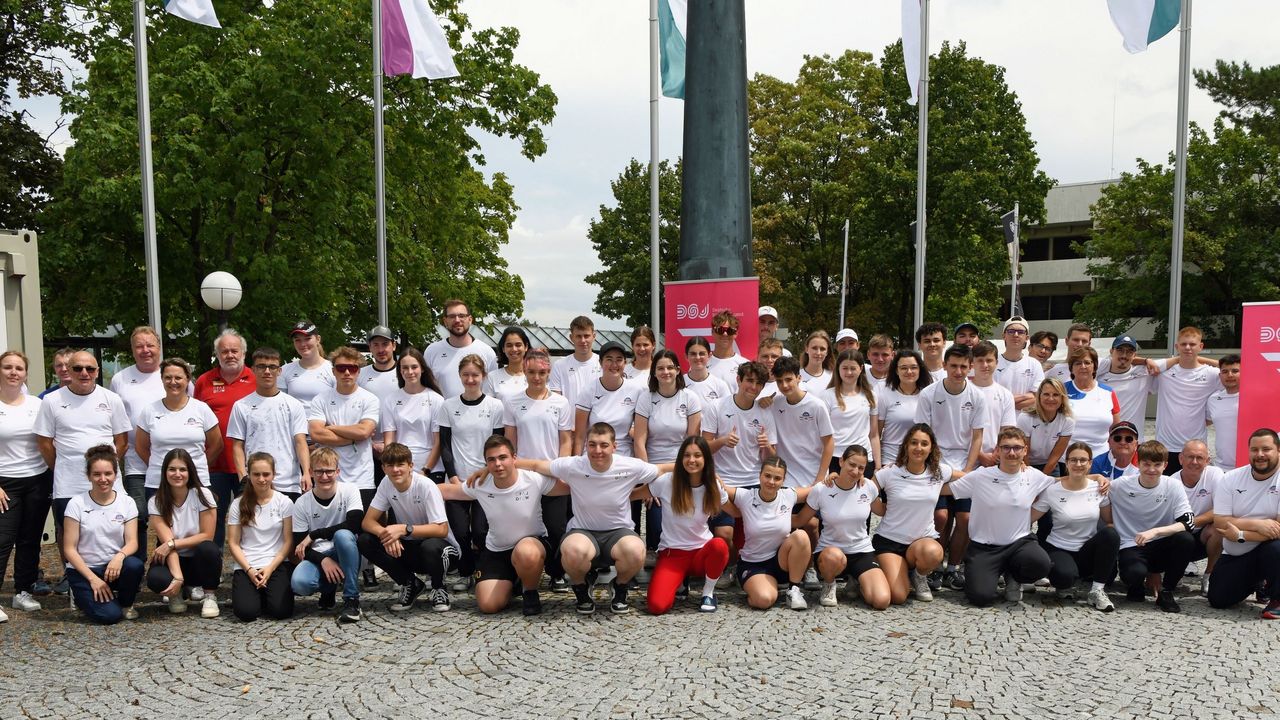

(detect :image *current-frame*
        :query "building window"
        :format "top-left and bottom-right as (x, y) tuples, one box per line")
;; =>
(1052, 236), (1087, 260)
(1022, 238), (1050, 262)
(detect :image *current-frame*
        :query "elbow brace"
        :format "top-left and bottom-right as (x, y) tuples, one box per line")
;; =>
(1175, 512), (1195, 533)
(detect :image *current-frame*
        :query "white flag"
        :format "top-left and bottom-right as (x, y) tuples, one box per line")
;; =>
(901, 0), (921, 105)
(166, 0), (220, 28)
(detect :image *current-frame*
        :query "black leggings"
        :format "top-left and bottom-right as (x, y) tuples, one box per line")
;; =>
(358, 533), (454, 588)
(542, 495), (570, 577)
(1208, 541), (1280, 609)
(443, 499), (487, 576)
(0, 471), (53, 593)
(147, 540), (223, 592)
(630, 499), (662, 552)
(231, 567), (294, 621)
(1042, 526), (1120, 589)
(963, 535), (1051, 607)
(1118, 531), (1197, 592)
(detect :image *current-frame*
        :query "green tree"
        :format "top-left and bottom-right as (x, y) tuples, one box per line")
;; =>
(42, 0), (555, 359)
(584, 158), (681, 328)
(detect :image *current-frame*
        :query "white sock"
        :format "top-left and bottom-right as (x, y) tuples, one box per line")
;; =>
(702, 577), (717, 598)
(1091, 581), (1106, 592)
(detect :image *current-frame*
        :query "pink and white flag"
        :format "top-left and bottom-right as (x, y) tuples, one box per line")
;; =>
(382, 0), (459, 79)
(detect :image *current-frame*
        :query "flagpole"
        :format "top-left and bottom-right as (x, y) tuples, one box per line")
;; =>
(1010, 200), (1019, 316)
(1167, 0), (1192, 355)
(911, 0), (929, 333)
(372, 0), (390, 327)
(649, 0), (661, 341)
(133, 0), (162, 334)
(839, 219), (849, 329)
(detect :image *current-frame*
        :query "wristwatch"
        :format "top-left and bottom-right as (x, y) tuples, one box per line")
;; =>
(1237, 529), (1247, 543)
(403, 523), (415, 537)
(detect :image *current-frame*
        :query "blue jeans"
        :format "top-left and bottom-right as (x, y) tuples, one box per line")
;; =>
(123, 474), (148, 563)
(66, 557), (145, 624)
(290, 529), (361, 600)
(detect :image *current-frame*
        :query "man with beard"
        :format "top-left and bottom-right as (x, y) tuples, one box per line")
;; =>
(426, 300), (497, 399)
(1208, 429), (1280, 619)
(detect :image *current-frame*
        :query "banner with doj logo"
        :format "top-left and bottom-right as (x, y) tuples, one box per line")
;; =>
(1239, 301), (1280, 461)
(663, 277), (759, 370)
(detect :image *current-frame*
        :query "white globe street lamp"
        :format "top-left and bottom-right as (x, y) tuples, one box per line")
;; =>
(200, 271), (242, 330)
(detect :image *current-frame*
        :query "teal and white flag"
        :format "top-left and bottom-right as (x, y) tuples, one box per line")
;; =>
(1107, 0), (1179, 53)
(658, 0), (686, 99)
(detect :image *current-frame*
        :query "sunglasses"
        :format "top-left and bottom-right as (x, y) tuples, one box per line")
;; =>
(334, 364), (360, 375)
(71, 365), (98, 373)
(713, 326), (737, 336)
(1110, 435), (1136, 443)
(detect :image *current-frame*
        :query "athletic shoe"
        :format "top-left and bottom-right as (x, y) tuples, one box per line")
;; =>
(362, 569), (378, 588)
(1003, 573), (1022, 603)
(1034, 576), (1052, 587)
(318, 589), (336, 611)
(802, 567), (820, 591)
(634, 567), (651, 585)
(1260, 600), (1280, 620)
(1087, 587), (1114, 612)
(926, 570), (943, 592)
(391, 577), (425, 612)
(835, 576), (848, 591)
(12, 591), (41, 612)
(53, 578), (69, 595)
(521, 591), (542, 616)
(430, 587), (452, 612)
(1125, 586), (1146, 603)
(675, 583), (689, 601)
(168, 593), (187, 614)
(201, 595), (220, 619)
(0, 607), (7, 623)
(947, 568), (967, 591)
(30, 579), (52, 596)
(910, 570), (933, 602)
(549, 576), (570, 593)
(699, 595), (718, 612)
(819, 582), (838, 607)
(1054, 586), (1076, 601)
(716, 570), (733, 590)
(1156, 589), (1181, 613)
(451, 575), (472, 593)
(339, 598), (362, 623)
(787, 585), (808, 611)
(610, 583), (631, 614)
(1200, 574), (1211, 597)
(575, 596), (596, 615)
(189, 587), (205, 602)
(122, 606), (139, 620)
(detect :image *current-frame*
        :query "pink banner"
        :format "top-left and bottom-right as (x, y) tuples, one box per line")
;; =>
(663, 277), (759, 371)
(1238, 302), (1280, 461)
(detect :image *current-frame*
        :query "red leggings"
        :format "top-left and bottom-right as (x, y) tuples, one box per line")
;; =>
(646, 538), (730, 615)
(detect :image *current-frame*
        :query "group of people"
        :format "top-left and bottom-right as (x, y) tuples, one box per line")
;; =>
(1, 300), (1276, 626)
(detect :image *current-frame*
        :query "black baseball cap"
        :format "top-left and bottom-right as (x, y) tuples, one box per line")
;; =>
(598, 341), (630, 359)
(290, 320), (317, 337)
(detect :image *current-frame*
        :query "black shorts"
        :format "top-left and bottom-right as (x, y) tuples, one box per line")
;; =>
(871, 534), (912, 557)
(475, 537), (552, 583)
(814, 549), (880, 579)
(708, 510), (735, 529)
(737, 554), (788, 585)
(1188, 527), (1210, 562)
(566, 528), (638, 569)
(935, 495), (972, 513)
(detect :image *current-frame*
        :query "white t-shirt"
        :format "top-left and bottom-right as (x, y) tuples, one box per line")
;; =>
(1065, 381), (1120, 458)
(1108, 475), (1193, 550)
(865, 366), (890, 395)
(461, 469), (557, 551)
(291, 483), (362, 554)
(308, 387), (380, 489)
(734, 487), (798, 563)
(356, 364), (401, 409)
(819, 387), (872, 455)
(226, 491), (293, 567)
(684, 373), (733, 409)
(548, 354), (602, 412)
(369, 473), (459, 551)
(226, 391), (309, 493)
(503, 392), (573, 460)
(110, 365), (167, 476)
(0, 394), (47, 477)
(650, 473), (728, 552)
(1155, 364), (1219, 449)
(1097, 359), (1154, 440)
(35, 386), (132, 499)
(800, 369), (832, 395)
(1045, 363), (1072, 384)
(772, 392), (835, 488)
(1032, 480), (1109, 551)
(147, 487), (216, 555)
(874, 463), (953, 545)
(707, 354), (747, 391)
(1214, 465), (1280, 557)
(973, 382), (1016, 454)
(577, 380), (643, 456)
(876, 387), (921, 468)
(138, 398), (219, 489)
(380, 388), (446, 472)
(994, 354), (1045, 398)
(1206, 389), (1239, 470)
(914, 380), (986, 469)
(484, 368), (527, 400)
(278, 360), (335, 407)
(623, 362), (652, 384)
(636, 388), (703, 464)
(424, 338), (498, 400)
(927, 367), (947, 383)
(550, 455), (660, 532)
(1175, 465), (1224, 518)
(1015, 411), (1076, 467)
(949, 466), (1057, 546)
(704, 396), (777, 487)
(436, 394), (505, 479)
(807, 480), (879, 554)
(65, 490), (138, 567)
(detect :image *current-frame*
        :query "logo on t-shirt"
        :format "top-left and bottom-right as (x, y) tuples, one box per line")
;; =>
(799, 411), (812, 421)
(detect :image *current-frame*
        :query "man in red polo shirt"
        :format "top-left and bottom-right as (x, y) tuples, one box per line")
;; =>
(194, 328), (256, 547)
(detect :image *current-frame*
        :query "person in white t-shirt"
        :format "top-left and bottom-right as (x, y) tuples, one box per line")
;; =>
(707, 310), (747, 391)
(819, 350), (878, 474)
(863, 335), (895, 393)
(1207, 428), (1280, 617)
(1028, 330), (1058, 372)
(1097, 336), (1155, 442)
(757, 306), (792, 358)
(634, 349), (704, 556)
(683, 337), (733, 408)
(995, 317), (1045, 411)
(485, 326), (530, 400)
(0, 350), (51, 614)
(289, 446), (366, 623)
(548, 315), (603, 424)
(425, 300), (499, 400)
(1173, 439), (1224, 595)
(227, 452), (295, 621)
(357, 325), (400, 405)
(227, 347), (311, 497)
(1101, 440), (1197, 613)
(308, 347), (380, 504)
(799, 331), (833, 394)
(1031, 442), (1118, 612)
(145, 448), (221, 618)
(914, 322), (948, 381)
(873, 350), (932, 470)
(136, 359), (221, 517)
(1045, 323), (1093, 383)
(624, 326), (656, 385)
(279, 321), (335, 407)
(575, 342), (642, 456)
(1016, 377), (1075, 476)
(770, 356), (834, 591)
(721, 457), (816, 611)
(1206, 354), (1240, 471)
(379, 347), (446, 475)
(1065, 346), (1120, 459)
(792, 445), (891, 610)
(1155, 326), (1220, 475)
(835, 328), (860, 355)
(110, 326), (166, 567)
(62, 445), (143, 624)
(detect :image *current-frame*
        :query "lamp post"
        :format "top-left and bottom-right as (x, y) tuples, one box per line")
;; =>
(200, 271), (242, 332)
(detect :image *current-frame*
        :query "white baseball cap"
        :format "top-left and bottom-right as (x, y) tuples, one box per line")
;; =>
(836, 328), (859, 342)
(758, 306), (779, 320)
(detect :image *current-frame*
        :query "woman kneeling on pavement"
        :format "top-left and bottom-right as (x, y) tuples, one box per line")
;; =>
(722, 457), (815, 611)
(646, 436), (730, 615)
(1031, 442), (1119, 612)
(146, 448), (221, 618)
(63, 445), (144, 624)
(227, 452), (295, 621)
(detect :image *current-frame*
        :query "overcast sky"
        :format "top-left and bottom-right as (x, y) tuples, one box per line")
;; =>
(20, 1), (1280, 330)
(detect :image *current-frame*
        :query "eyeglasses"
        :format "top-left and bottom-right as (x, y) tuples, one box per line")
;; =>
(71, 365), (98, 373)
(1034, 344), (1055, 352)
(1004, 328), (1028, 336)
(444, 312), (470, 320)
(1066, 456), (1092, 464)
(253, 364), (282, 372)
(313, 468), (338, 477)
(713, 326), (737, 336)
(334, 364), (360, 375)
(997, 445), (1026, 453)
(1110, 435), (1136, 443)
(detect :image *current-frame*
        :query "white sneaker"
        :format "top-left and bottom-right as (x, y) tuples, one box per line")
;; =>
(802, 567), (820, 590)
(0, 606), (7, 622)
(787, 585), (808, 610)
(910, 570), (933, 602)
(819, 582), (837, 607)
(1200, 574), (1211, 597)
(1088, 587), (1115, 612)
(168, 594), (187, 614)
(201, 595), (220, 618)
(122, 606), (139, 620)
(189, 587), (205, 602)
(1004, 573), (1023, 603)
(12, 591), (41, 612)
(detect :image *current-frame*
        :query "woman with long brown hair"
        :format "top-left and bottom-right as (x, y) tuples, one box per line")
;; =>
(146, 448), (220, 618)
(646, 436), (729, 614)
(227, 452), (294, 621)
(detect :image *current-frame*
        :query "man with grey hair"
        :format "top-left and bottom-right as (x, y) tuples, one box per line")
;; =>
(194, 329), (256, 546)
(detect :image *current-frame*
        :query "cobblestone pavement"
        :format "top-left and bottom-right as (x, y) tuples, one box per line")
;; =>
(3, 567), (1279, 720)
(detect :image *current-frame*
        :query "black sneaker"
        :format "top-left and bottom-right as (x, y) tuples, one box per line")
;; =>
(549, 575), (570, 593)
(927, 570), (943, 592)
(521, 590), (542, 617)
(318, 590), (336, 611)
(610, 582), (631, 614)
(390, 577), (425, 612)
(1126, 586), (1146, 603)
(1155, 589), (1181, 613)
(362, 569), (379, 588)
(338, 598), (362, 623)
(675, 582), (689, 600)
(53, 577), (70, 595)
(572, 583), (595, 614)
(31, 578), (52, 596)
